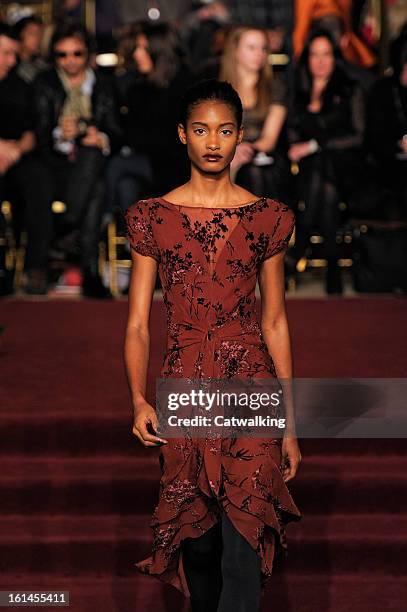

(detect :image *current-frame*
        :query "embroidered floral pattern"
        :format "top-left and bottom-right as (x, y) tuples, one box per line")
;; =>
(162, 478), (197, 508)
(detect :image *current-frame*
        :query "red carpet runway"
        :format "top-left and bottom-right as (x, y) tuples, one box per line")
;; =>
(0, 297), (406, 612)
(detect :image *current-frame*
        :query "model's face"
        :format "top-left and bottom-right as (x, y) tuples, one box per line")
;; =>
(54, 36), (88, 77)
(0, 35), (18, 80)
(133, 34), (153, 73)
(20, 22), (43, 56)
(308, 36), (335, 79)
(235, 29), (268, 73)
(178, 101), (243, 173)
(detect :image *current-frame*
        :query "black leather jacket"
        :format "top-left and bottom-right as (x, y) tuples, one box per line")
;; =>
(31, 67), (123, 155)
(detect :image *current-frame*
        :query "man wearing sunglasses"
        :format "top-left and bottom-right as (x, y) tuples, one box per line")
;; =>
(32, 22), (122, 298)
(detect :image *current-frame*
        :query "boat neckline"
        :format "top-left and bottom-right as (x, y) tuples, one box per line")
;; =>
(156, 196), (266, 210)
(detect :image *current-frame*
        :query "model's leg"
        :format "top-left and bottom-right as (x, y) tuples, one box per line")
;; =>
(181, 520), (223, 612)
(217, 512), (262, 612)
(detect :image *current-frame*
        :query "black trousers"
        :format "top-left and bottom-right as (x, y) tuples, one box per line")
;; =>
(42, 147), (105, 270)
(0, 155), (52, 270)
(290, 153), (343, 264)
(181, 512), (262, 612)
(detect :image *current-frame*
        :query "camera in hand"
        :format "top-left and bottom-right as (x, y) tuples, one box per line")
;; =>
(76, 117), (96, 141)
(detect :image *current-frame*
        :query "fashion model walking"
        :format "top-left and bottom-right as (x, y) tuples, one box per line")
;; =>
(124, 79), (302, 611)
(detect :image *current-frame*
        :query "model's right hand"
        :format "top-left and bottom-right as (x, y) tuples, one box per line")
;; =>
(132, 401), (168, 447)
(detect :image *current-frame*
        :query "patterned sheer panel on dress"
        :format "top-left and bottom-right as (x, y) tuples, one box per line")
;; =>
(173, 206), (245, 276)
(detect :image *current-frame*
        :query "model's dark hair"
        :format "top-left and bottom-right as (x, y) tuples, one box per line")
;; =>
(0, 22), (19, 41)
(178, 79), (243, 128)
(50, 22), (95, 61)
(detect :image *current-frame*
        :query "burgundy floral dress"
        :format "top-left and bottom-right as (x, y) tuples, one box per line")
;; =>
(124, 195), (302, 597)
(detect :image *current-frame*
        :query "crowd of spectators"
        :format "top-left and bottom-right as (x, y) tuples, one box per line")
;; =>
(0, 1), (406, 297)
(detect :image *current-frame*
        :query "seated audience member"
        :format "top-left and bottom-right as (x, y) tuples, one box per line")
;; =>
(12, 11), (47, 83)
(32, 22), (122, 299)
(308, 14), (378, 93)
(180, 0), (231, 68)
(293, 0), (376, 68)
(105, 21), (192, 213)
(225, 0), (294, 56)
(184, 0), (293, 61)
(0, 23), (51, 295)
(216, 25), (290, 201)
(287, 29), (366, 295)
(366, 25), (407, 220)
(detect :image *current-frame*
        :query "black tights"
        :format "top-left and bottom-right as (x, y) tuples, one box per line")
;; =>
(181, 512), (262, 612)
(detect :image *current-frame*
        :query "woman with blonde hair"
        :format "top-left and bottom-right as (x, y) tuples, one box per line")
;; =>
(217, 25), (291, 200)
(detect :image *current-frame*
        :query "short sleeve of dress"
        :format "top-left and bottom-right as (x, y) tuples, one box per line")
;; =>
(262, 202), (295, 262)
(124, 200), (160, 262)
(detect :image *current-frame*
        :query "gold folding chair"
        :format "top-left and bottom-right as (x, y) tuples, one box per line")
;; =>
(107, 212), (131, 297)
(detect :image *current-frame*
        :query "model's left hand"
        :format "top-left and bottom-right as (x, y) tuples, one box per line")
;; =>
(281, 436), (302, 482)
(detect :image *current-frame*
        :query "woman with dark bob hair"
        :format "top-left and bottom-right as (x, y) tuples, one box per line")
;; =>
(124, 79), (302, 611)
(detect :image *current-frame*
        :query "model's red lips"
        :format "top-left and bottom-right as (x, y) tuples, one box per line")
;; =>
(203, 154), (222, 160)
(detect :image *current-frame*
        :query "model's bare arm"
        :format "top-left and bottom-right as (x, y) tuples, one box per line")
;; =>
(124, 250), (167, 447)
(258, 251), (301, 481)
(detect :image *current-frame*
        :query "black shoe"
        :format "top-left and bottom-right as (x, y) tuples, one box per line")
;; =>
(82, 271), (113, 299)
(25, 269), (48, 295)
